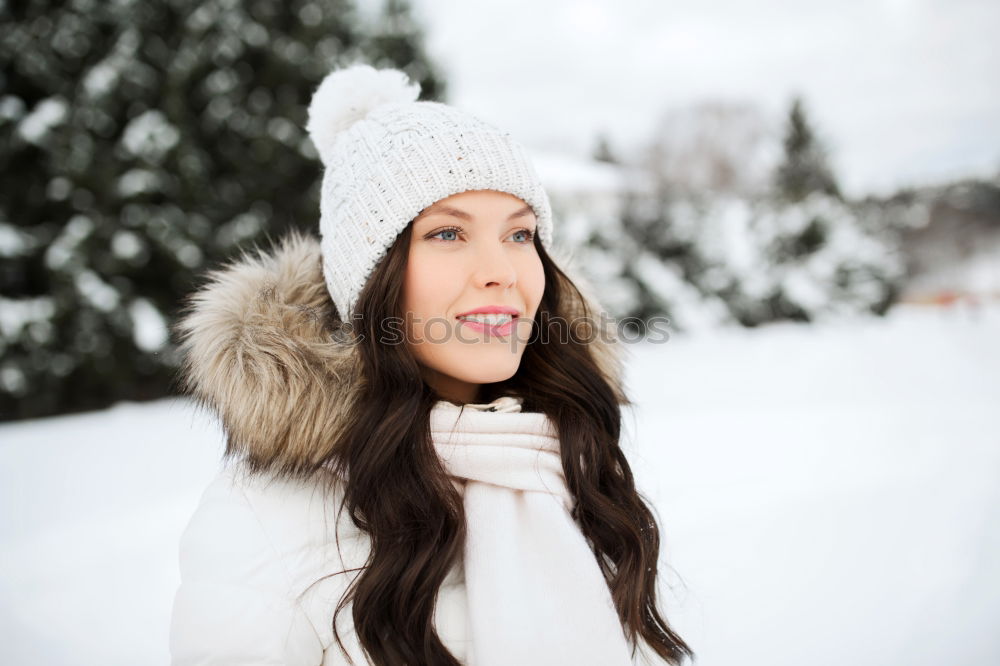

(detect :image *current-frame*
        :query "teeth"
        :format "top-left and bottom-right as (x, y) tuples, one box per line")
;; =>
(458, 314), (513, 325)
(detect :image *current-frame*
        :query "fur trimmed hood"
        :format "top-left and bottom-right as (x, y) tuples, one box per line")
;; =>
(173, 231), (629, 475)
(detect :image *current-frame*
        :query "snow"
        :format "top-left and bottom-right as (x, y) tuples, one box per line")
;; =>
(120, 110), (179, 163)
(81, 28), (140, 99)
(0, 95), (27, 122)
(631, 251), (731, 333)
(117, 168), (163, 197)
(0, 297), (56, 340)
(110, 229), (144, 261)
(75, 269), (120, 313)
(15, 97), (68, 145)
(128, 298), (169, 352)
(0, 223), (34, 258)
(0, 366), (27, 395)
(1, 304), (999, 665)
(0, 400), (223, 665)
(44, 213), (94, 270)
(620, 303), (1000, 665)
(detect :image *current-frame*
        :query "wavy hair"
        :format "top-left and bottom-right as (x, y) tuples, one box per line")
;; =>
(315, 221), (694, 665)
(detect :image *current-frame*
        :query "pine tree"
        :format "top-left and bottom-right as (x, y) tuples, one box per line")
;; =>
(592, 132), (618, 164)
(0, 0), (446, 420)
(774, 96), (841, 202)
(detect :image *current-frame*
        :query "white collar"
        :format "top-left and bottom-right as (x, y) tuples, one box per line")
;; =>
(434, 395), (524, 413)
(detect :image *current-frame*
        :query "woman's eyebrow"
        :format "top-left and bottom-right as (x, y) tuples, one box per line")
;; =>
(418, 204), (534, 222)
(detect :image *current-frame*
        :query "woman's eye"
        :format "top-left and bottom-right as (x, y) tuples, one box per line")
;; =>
(429, 227), (461, 241)
(511, 229), (536, 243)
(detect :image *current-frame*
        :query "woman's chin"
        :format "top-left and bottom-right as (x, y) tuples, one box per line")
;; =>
(442, 358), (522, 387)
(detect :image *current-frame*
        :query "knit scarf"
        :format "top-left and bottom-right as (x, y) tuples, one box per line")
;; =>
(430, 396), (635, 666)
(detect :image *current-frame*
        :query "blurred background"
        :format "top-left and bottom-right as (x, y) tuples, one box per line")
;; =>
(1, 0), (998, 664)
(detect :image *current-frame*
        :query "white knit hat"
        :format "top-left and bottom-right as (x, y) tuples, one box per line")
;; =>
(305, 63), (554, 320)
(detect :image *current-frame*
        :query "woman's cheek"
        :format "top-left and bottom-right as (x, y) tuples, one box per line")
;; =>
(522, 256), (545, 311)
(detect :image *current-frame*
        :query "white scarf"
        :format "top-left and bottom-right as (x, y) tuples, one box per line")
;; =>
(431, 396), (635, 666)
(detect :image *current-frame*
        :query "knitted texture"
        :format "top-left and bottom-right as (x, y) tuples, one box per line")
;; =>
(429, 396), (635, 665)
(306, 64), (554, 320)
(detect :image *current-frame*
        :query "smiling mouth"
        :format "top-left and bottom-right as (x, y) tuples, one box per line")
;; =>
(456, 314), (517, 335)
(456, 313), (515, 325)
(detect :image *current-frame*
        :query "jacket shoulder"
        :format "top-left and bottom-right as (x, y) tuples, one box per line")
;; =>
(170, 465), (371, 665)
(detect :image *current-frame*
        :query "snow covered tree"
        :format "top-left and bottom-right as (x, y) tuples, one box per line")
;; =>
(0, 0), (446, 420)
(566, 183), (732, 335)
(693, 193), (902, 326)
(576, 96), (903, 333)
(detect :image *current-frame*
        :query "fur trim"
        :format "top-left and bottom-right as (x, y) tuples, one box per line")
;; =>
(173, 231), (628, 475)
(173, 231), (363, 476)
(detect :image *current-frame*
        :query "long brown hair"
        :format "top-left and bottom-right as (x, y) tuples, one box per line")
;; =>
(315, 220), (694, 665)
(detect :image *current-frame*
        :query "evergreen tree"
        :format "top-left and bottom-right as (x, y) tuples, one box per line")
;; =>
(0, 0), (446, 420)
(573, 97), (903, 332)
(774, 96), (841, 202)
(592, 132), (618, 164)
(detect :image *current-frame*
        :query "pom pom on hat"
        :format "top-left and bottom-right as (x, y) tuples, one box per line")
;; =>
(306, 63), (422, 165)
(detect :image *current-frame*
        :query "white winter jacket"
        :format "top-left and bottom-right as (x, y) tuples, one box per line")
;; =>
(170, 460), (471, 664)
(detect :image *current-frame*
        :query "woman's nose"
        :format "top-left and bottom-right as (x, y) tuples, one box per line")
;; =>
(471, 241), (517, 288)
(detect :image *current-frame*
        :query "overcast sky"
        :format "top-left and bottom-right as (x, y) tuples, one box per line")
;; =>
(381, 0), (1000, 198)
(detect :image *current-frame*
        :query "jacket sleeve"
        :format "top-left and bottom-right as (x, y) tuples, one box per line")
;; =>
(169, 471), (325, 665)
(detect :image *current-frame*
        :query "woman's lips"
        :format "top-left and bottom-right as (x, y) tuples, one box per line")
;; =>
(457, 317), (516, 336)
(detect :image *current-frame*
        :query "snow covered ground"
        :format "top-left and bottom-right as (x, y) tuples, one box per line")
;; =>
(1, 302), (998, 665)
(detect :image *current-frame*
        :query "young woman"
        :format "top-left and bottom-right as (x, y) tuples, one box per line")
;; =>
(169, 63), (693, 666)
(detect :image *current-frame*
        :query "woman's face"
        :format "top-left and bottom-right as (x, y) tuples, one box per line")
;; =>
(403, 189), (545, 404)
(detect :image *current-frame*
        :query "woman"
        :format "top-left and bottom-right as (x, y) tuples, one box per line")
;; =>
(169, 63), (693, 666)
